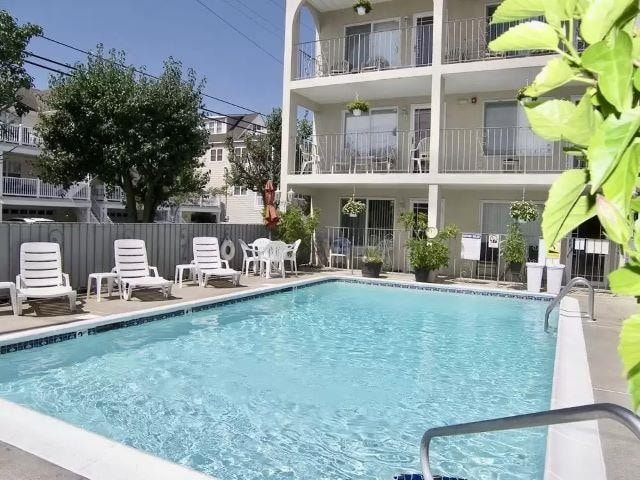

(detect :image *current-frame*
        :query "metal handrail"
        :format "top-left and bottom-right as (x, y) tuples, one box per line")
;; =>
(420, 403), (640, 480)
(544, 276), (594, 332)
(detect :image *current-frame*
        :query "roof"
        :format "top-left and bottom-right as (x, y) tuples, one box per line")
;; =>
(15, 88), (49, 113)
(206, 113), (266, 143)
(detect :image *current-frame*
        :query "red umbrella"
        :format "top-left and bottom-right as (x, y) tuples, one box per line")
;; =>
(263, 180), (279, 229)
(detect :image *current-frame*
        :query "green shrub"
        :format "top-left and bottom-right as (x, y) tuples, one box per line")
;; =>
(362, 246), (383, 265)
(276, 205), (319, 264)
(502, 223), (526, 265)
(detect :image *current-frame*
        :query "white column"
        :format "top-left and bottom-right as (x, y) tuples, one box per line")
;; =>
(429, 0), (445, 174)
(428, 184), (440, 229)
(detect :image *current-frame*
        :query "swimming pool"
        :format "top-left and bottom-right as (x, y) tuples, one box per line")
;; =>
(0, 280), (556, 479)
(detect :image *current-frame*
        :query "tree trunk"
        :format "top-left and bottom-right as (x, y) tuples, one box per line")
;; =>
(142, 191), (158, 223)
(122, 176), (139, 222)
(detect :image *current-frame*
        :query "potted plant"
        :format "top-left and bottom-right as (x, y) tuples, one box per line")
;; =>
(502, 223), (527, 277)
(400, 212), (459, 283)
(509, 200), (538, 223)
(361, 246), (383, 278)
(353, 0), (373, 16)
(346, 96), (370, 117)
(342, 196), (366, 217)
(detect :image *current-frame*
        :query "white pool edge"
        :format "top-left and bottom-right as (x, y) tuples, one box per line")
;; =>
(544, 296), (606, 480)
(0, 276), (601, 479)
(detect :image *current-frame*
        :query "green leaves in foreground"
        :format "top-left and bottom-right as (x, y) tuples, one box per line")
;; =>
(488, 21), (560, 52)
(619, 314), (640, 410)
(524, 58), (577, 98)
(580, 0), (637, 45)
(542, 169), (595, 247)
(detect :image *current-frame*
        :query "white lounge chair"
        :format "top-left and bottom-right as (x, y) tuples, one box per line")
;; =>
(16, 242), (77, 315)
(192, 237), (241, 287)
(284, 239), (302, 275)
(114, 239), (172, 301)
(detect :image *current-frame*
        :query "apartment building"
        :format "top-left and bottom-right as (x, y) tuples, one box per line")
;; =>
(0, 93), (265, 224)
(280, 0), (613, 285)
(201, 114), (265, 224)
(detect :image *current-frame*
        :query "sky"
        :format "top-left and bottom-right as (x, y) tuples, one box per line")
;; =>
(4, 0), (312, 116)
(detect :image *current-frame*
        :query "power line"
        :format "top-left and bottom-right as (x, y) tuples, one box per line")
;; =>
(24, 53), (265, 132)
(38, 34), (266, 116)
(217, 0), (283, 40)
(194, 0), (283, 65)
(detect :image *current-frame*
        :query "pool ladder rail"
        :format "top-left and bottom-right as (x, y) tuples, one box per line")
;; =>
(419, 403), (640, 480)
(544, 276), (595, 332)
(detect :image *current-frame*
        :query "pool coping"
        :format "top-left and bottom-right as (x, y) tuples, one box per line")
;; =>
(0, 275), (603, 479)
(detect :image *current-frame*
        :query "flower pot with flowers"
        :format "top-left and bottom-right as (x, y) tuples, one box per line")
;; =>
(342, 196), (366, 217)
(361, 246), (383, 278)
(510, 200), (539, 224)
(346, 97), (370, 117)
(353, 0), (373, 16)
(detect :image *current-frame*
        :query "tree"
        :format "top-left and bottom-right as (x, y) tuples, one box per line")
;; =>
(0, 10), (42, 117)
(224, 108), (313, 197)
(37, 48), (209, 222)
(489, 0), (640, 408)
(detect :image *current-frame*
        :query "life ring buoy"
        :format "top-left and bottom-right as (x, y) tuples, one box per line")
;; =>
(220, 239), (235, 261)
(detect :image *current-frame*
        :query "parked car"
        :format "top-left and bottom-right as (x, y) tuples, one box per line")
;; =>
(7, 217), (54, 223)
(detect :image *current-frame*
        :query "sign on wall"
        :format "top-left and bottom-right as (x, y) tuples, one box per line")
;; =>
(488, 234), (500, 249)
(461, 233), (482, 260)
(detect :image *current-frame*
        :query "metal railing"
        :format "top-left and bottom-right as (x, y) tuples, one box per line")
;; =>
(181, 195), (220, 208)
(421, 403), (640, 480)
(2, 177), (89, 200)
(0, 123), (39, 147)
(294, 130), (430, 175)
(544, 276), (594, 332)
(295, 24), (433, 80)
(443, 16), (554, 64)
(441, 127), (573, 173)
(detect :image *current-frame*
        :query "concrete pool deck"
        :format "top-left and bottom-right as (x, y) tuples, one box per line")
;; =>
(0, 270), (637, 479)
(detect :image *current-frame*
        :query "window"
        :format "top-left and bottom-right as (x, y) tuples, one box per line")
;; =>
(484, 101), (552, 156)
(339, 198), (395, 246)
(344, 108), (398, 160)
(345, 20), (400, 71)
(415, 15), (434, 66)
(231, 186), (248, 196)
(205, 120), (226, 134)
(210, 148), (223, 162)
(234, 146), (246, 158)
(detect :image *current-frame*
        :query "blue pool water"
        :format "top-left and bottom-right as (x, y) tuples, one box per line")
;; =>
(0, 281), (556, 479)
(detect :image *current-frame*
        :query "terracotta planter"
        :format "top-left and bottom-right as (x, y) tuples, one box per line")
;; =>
(362, 262), (382, 278)
(414, 268), (431, 283)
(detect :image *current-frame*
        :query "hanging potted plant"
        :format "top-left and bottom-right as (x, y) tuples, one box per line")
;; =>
(400, 212), (459, 283)
(361, 246), (383, 278)
(342, 196), (366, 217)
(510, 200), (539, 223)
(353, 0), (373, 16)
(346, 96), (370, 117)
(502, 223), (527, 279)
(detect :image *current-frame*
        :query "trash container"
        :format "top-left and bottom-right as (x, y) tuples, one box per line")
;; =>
(546, 264), (566, 295)
(526, 263), (544, 293)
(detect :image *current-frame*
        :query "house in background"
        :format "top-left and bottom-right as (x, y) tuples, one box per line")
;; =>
(0, 92), (266, 225)
(201, 114), (266, 224)
(279, 0), (614, 286)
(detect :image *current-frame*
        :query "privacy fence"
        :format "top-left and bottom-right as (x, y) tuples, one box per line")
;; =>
(0, 223), (270, 289)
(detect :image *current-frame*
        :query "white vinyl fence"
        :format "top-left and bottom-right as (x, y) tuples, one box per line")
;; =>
(0, 223), (270, 289)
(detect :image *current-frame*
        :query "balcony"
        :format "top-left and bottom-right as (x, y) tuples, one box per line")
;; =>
(295, 24), (433, 80)
(0, 124), (39, 147)
(2, 177), (90, 200)
(181, 195), (220, 208)
(294, 130), (430, 175)
(440, 127), (573, 174)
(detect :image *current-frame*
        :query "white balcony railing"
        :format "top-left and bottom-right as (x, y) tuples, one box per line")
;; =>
(181, 195), (220, 208)
(2, 177), (90, 200)
(441, 127), (574, 173)
(443, 17), (554, 64)
(294, 130), (431, 175)
(0, 124), (39, 147)
(295, 24), (434, 80)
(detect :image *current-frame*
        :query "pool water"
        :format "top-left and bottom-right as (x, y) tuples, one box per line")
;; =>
(0, 281), (556, 479)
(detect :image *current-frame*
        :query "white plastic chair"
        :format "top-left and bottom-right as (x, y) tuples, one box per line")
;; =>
(300, 143), (320, 174)
(329, 237), (351, 269)
(410, 137), (430, 173)
(15, 242), (76, 315)
(284, 239), (302, 275)
(192, 237), (241, 287)
(260, 241), (288, 279)
(239, 239), (263, 276)
(114, 239), (172, 301)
